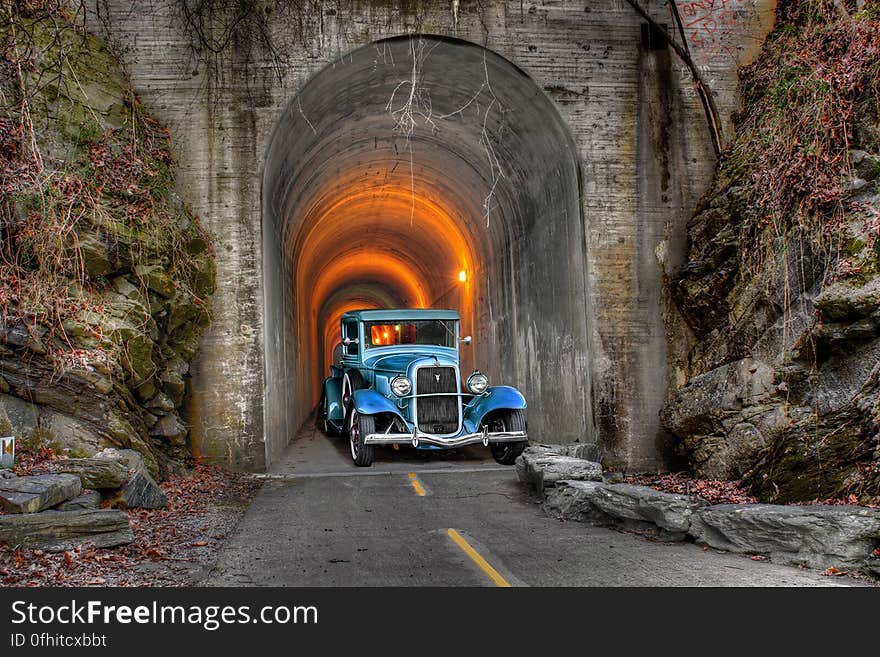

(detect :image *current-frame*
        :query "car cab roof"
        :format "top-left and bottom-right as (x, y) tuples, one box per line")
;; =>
(341, 308), (460, 322)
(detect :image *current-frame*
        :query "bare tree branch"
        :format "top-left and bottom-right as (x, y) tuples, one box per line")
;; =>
(625, 0), (725, 158)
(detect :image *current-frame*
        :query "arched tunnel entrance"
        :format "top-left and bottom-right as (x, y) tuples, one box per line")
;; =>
(261, 35), (592, 466)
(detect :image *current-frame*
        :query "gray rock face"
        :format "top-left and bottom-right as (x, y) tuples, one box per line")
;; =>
(814, 277), (880, 322)
(0, 474), (82, 513)
(660, 358), (779, 479)
(0, 509), (133, 551)
(150, 414), (187, 445)
(692, 504), (880, 569)
(543, 481), (705, 540)
(0, 394), (112, 459)
(56, 490), (102, 511)
(589, 484), (707, 539)
(0, 393), (39, 443)
(541, 481), (611, 524)
(52, 458), (129, 489)
(94, 448), (167, 509)
(515, 447), (603, 495)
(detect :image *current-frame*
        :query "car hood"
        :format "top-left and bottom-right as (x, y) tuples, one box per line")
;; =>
(364, 349), (458, 374)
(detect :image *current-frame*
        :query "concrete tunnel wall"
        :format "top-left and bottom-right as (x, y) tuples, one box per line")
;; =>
(262, 36), (590, 458)
(93, 0), (778, 472)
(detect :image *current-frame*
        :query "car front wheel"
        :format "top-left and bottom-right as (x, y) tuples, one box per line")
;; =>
(319, 392), (340, 437)
(348, 409), (375, 467)
(487, 409), (527, 465)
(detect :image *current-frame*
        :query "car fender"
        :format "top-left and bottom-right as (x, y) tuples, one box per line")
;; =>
(351, 388), (407, 424)
(463, 385), (527, 433)
(323, 377), (344, 422)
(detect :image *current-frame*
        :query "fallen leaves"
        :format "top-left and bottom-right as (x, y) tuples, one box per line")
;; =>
(822, 567), (850, 577)
(0, 463), (259, 587)
(624, 472), (758, 505)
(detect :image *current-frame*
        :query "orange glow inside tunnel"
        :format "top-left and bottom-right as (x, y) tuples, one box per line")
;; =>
(259, 35), (588, 464)
(293, 183), (480, 398)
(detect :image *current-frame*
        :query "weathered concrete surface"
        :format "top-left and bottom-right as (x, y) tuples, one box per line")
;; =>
(92, 1), (777, 471)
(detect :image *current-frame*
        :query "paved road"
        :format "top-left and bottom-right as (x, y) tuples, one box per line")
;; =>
(205, 421), (859, 587)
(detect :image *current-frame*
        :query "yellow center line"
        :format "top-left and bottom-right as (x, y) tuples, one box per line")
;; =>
(407, 472), (426, 496)
(446, 528), (511, 587)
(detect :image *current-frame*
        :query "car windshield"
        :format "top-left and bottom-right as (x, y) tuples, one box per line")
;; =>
(364, 320), (456, 349)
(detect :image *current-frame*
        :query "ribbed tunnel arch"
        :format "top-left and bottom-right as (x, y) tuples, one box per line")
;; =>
(262, 35), (592, 465)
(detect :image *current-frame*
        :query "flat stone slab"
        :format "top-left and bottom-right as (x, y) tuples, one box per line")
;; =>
(0, 509), (133, 551)
(515, 447), (603, 495)
(94, 448), (166, 509)
(0, 473), (82, 514)
(56, 490), (102, 511)
(692, 504), (880, 569)
(543, 481), (705, 540)
(52, 458), (129, 489)
(540, 480), (880, 570)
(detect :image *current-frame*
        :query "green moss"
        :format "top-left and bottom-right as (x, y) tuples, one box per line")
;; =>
(748, 414), (874, 503)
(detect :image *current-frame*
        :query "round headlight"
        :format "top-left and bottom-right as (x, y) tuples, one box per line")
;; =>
(467, 371), (489, 394)
(390, 375), (412, 397)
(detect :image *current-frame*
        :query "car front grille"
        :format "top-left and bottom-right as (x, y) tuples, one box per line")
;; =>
(415, 366), (459, 434)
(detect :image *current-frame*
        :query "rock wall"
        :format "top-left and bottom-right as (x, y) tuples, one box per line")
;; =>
(662, 0), (880, 503)
(0, 5), (215, 476)
(85, 0), (777, 472)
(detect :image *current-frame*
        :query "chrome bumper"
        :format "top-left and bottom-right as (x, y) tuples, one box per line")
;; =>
(363, 428), (527, 448)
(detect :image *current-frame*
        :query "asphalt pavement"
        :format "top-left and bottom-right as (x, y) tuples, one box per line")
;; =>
(204, 421), (861, 587)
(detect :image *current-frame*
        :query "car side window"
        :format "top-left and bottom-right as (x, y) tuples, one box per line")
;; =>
(343, 321), (359, 356)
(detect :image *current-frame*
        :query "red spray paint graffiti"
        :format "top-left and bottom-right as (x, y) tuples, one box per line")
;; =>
(673, 0), (748, 61)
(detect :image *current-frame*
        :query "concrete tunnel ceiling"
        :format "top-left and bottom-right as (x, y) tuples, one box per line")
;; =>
(262, 35), (593, 462)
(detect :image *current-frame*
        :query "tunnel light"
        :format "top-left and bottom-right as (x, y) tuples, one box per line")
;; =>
(458, 270), (467, 283)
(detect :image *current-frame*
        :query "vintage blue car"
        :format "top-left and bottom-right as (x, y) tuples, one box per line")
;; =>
(317, 308), (528, 467)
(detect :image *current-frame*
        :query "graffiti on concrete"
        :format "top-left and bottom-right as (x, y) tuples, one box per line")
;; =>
(673, 0), (748, 62)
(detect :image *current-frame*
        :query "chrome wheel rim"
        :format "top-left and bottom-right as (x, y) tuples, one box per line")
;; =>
(349, 410), (359, 460)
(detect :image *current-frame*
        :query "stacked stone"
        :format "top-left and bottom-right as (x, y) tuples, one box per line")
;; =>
(0, 449), (166, 551)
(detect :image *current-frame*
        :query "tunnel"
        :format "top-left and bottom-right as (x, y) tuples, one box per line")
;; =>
(261, 35), (592, 466)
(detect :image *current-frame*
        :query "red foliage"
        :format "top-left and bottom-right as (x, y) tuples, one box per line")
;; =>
(624, 472), (758, 505)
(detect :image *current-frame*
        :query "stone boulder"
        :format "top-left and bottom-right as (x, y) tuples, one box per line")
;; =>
(540, 480), (609, 523)
(814, 277), (880, 322)
(661, 358), (774, 434)
(660, 358), (780, 479)
(515, 447), (603, 495)
(691, 504), (880, 569)
(94, 448), (167, 509)
(0, 509), (133, 551)
(56, 490), (102, 511)
(543, 481), (706, 540)
(52, 458), (129, 489)
(0, 474), (82, 513)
